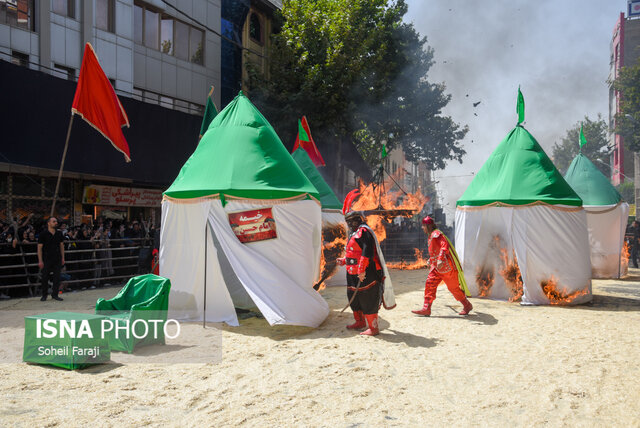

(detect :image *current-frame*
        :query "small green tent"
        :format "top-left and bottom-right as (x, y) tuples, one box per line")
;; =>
(291, 148), (341, 210)
(564, 153), (629, 278)
(161, 92), (329, 328)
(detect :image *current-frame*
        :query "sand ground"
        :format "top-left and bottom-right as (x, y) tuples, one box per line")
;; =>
(0, 268), (639, 427)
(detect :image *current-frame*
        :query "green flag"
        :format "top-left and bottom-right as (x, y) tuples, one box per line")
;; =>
(298, 119), (310, 142)
(199, 86), (219, 140)
(579, 125), (587, 149)
(381, 143), (388, 159)
(516, 87), (525, 124)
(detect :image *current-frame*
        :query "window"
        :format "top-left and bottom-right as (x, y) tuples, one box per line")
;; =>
(160, 15), (174, 54)
(249, 13), (262, 44)
(134, 4), (143, 43)
(190, 27), (203, 65)
(144, 7), (160, 50)
(0, 0), (35, 31)
(135, 2), (204, 65)
(96, 0), (115, 33)
(54, 64), (75, 81)
(52, 0), (75, 19)
(11, 51), (29, 67)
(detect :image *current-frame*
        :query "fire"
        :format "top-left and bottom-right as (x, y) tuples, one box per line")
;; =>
(540, 276), (589, 305)
(316, 223), (347, 290)
(387, 249), (429, 270)
(621, 241), (630, 270)
(499, 248), (523, 302)
(350, 177), (429, 244)
(475, 266), (495, 297)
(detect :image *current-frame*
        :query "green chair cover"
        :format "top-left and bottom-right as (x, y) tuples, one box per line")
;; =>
(96, 274), (171, 353)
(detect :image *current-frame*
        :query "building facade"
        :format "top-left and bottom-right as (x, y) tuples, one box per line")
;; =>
(609, 9), (640, 187)
(0, 0), (223, 225)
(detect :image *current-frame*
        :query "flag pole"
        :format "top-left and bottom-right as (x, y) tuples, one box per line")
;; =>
(203, 222), (207, 329)
(50, 114), (75, 218)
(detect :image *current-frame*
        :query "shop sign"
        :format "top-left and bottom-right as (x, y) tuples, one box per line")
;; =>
(83, 185), (162, 207)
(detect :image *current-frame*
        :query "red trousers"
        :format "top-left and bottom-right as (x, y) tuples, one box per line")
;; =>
(424, 268), (466, 304)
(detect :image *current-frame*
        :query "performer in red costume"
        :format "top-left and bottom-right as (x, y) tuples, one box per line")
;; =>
(412, 216), (473, 316)
(337, 211), (386, 336)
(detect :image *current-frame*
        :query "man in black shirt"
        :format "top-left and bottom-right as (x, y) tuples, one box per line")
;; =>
(37, 217), (65, 301)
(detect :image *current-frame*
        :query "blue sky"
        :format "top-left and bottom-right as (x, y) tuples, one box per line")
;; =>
(405, 0), (628, 220)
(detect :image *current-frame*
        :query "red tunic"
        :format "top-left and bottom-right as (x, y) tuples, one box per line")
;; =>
(428, 229), (456, 274)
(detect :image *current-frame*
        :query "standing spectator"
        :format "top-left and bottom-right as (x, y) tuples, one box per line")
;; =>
(631, 220), (640, 269)
(37, 217), (65, 301)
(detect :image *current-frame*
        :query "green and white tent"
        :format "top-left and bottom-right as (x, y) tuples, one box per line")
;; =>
(564, 152), (629, 278)
(292, 147), (347, 286)
(455, 92), (592, 305)
(160, 92), (328, 327)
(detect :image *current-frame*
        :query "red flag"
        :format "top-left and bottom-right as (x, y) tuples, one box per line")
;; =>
(72, 43), (131, 162)
(292, 116), (325, 167)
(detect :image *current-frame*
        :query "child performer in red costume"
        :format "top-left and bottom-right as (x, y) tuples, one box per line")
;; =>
(412, 216), (472, 317)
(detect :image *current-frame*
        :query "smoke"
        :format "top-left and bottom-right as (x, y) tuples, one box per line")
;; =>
(405, 0), (626, 222)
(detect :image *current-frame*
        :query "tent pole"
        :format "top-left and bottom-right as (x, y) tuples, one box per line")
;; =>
(203, 223), (207, 328)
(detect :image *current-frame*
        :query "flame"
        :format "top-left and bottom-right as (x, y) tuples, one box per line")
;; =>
(499, 248), (523, 302)
(621, 241), (630, 269)
(475, 266), (495, 297)
(540, 276), (589, 305)
(316, 223), (347, 290)
(387, 249), (429, 270)
(350, 176), (429, 245)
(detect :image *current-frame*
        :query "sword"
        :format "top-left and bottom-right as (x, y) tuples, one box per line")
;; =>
(340, 278), (362, 313)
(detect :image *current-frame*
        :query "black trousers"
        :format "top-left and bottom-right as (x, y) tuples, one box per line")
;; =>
(347, 273), (382, 315)
(41, 260), (61, 297)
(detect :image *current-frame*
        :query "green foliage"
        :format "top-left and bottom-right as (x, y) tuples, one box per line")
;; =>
(247, 0), (466, 171)
(613, 59), (640, 152)
(617, 181), (635, 203)
(551, 115), (609, 176)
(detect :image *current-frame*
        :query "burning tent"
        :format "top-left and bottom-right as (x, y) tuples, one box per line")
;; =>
(160, 92), (329, 327)
(455, 91), (592, 305)
(563, 152), (629, 278)
(291, 148), (348, 286)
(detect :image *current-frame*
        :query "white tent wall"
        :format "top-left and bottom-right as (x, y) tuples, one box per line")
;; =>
(584, 202), (630, 278)
(160, 198), (329, 327)
(455, 205), (592, 305)
(160, 200), (238, 325)
(322, 211), (348, 286)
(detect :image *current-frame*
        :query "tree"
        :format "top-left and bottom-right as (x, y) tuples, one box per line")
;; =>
(613, 59), (640, 152)
(551, 115), (609, 176)
(247, 0), (467, 183)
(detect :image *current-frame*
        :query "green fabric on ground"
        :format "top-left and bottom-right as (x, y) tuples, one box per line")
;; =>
(23, 311), (111, 370)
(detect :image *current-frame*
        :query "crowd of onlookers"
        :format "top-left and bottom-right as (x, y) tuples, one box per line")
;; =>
(0, 214), (160, 299)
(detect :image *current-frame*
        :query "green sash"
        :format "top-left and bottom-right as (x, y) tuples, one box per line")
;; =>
(441, 232), (470, 297)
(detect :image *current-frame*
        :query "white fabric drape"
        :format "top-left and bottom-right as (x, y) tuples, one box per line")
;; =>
(583, 202), (629, 278)
(455, 205), (592, 305)
(322, 211), (348, 286)
(160, 198), (329, 327)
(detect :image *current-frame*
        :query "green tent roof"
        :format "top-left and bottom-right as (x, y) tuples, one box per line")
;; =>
(165, 93), (320, 201)
(457, 125), (583, 207)
(564, 153), (621, 206)
(292, 148), (342, 210)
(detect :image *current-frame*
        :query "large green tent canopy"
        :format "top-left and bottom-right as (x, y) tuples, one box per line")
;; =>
(457, 125), (582, 207)
(564, 153), (622, 206)
(165, 92), (320, 201)
(291, 148), (342, 210)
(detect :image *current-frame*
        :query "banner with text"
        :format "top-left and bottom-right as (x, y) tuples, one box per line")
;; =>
(228, 208), (277, 243)
(83, 185), (162, 207)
